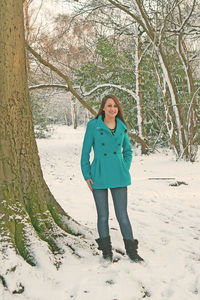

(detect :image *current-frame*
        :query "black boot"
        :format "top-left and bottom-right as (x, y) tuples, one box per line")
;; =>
(95, 236), (113, 261)
(123, 239), (144, 263)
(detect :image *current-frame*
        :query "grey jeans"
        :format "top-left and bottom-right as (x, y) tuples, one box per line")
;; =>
(92, 187), (134, 240)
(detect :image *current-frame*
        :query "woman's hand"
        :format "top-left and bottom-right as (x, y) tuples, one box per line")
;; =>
(86, 178), (94, 191)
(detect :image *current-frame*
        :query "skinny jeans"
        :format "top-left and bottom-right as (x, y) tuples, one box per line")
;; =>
(92, 187), (134, 240)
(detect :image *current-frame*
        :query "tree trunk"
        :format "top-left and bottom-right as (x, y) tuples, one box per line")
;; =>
(71, 99), (78, 129)
(107, 0), (198, 161)
(0, 0), (79, 266)
(176, 34), (198, 161)
(134, 26), (148, 154)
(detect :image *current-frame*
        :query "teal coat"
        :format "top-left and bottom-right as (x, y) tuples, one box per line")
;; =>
(81, 115), (133, 189)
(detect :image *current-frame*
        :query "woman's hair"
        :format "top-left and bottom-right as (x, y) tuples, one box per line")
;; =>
(95, 94), (128, 127)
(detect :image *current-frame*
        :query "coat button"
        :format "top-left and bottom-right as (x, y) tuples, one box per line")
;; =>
(104, 153), (107, 156)
(124, 129), (127, 133)
(100, 132), (103, 135)
(118, 144), (120, 146)
(113, 152), (116, 154)
(102, 143), (105, 146)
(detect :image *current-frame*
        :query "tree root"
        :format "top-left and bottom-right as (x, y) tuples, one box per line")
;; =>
(14, 220), (36, 266)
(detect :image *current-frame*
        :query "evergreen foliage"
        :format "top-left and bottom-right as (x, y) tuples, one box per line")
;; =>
(31, 96), (53, 139)
(74, 35), (199, 150)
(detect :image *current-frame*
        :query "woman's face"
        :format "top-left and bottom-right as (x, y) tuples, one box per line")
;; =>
(103, 98), (118, 119)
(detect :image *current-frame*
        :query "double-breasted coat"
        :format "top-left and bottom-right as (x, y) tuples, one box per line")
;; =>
(81, 115), (133, 189)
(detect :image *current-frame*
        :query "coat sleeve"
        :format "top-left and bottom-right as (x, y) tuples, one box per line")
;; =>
(122, 131), (133, 170)
(81, 121), (94, 180)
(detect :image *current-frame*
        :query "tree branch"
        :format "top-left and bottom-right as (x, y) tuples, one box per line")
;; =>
(106, 0), (150, 36)
(26, 43), (148, 151)
(178, 0), (197, 32)
(29, 84), (69, 91)
(82, 83), (137, 101)
(26, 42), (97, 116)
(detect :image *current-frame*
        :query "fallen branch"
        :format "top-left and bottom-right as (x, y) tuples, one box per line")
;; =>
(29, 84), (69, 91)
(148, 177), (175, 180)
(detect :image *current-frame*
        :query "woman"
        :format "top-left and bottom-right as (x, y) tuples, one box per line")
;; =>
(81, 94), (143, 263)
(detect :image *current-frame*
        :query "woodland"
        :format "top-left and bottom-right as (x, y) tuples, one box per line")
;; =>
(28, 0), (200, 160)
(0, 0), (200, 297)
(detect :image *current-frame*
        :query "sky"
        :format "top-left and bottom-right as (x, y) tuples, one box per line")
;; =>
(29, 0), (76, 28)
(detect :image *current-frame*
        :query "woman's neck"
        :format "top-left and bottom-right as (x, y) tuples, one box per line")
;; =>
(104, 116), (116, 129)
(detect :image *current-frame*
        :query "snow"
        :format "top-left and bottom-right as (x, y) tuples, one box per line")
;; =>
(0, 125), (200, 300)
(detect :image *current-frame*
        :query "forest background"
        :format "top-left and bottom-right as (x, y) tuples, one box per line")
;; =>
(0, 0), (200, 298)
(28, 0), (200, 161)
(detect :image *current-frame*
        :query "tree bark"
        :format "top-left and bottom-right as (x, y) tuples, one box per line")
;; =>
(0, 0), (79, 266)
(134, 26), (148, 154)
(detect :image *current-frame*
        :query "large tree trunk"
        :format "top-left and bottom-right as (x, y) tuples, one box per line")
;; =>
(0, 0), (80, 267)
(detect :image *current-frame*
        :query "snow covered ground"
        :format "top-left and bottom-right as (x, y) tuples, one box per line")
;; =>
(1, 125), (200, 300)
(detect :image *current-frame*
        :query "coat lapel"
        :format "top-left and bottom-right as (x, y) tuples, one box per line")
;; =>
(115, 117), (127, 137)
(96, 115), (127, 137)
(96, 115), (112, 134)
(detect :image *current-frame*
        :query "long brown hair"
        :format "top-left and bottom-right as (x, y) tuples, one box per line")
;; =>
(95, 94), (128, 127)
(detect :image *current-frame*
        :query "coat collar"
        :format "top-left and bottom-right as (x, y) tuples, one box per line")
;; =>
(96, 115), (127, 136)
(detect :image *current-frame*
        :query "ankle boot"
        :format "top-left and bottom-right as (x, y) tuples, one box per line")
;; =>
(95, 236), (113, 261)
(123, 239), (144, 262)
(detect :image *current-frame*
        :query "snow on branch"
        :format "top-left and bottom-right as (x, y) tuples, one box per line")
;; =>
(82, 83), (137, 101)
(26, 42), (97, 116)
